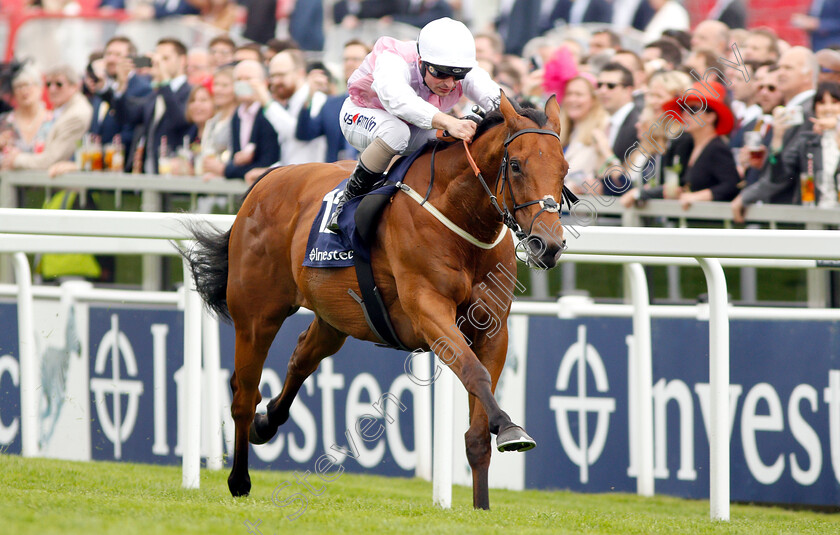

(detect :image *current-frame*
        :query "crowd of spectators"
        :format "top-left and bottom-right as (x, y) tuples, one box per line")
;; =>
(1, 0), (840, 229)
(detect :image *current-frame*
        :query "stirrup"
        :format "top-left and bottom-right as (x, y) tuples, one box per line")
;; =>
(326, 195), (346, 232)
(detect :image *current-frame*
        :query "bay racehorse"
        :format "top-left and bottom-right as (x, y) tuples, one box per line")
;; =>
(184, 92), (570, 509)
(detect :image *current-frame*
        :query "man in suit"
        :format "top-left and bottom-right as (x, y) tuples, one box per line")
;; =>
(792, 0), (840, 52)
(2, 65), (92, 170)
(91, 36), (152, 154)
(612, 49), (647, 110)
(733, 47), (818, 219)
(203, 60), (280, 180)
(261, 49), (328, 166)
(296, 39), (370, 162)
(597, 62), (639, 195)
(113, 37), (192, 174)
(729, 61), (764, 150)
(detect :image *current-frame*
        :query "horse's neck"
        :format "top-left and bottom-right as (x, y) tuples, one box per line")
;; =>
(420, 132), (508, 245)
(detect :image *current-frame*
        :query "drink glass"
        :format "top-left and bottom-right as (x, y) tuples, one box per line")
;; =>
(91, 150), (103, 171)
(786, 105), (804, 127)
(800, 172), (815, 205)
(104, 143), (115, 169)
(159, 156), (172, 176)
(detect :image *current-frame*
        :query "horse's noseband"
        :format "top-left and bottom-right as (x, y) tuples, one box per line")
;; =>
(539, 195), (560, 213)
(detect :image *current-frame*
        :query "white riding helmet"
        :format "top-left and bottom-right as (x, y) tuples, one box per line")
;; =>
(417, 17), (477, 71)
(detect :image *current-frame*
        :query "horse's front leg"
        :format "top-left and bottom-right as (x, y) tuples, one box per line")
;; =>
(464, 325), (511, 510)
(403, 289), (531, 443)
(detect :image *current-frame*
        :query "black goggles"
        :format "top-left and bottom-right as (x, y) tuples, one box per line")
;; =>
(423, 62), (471, 81)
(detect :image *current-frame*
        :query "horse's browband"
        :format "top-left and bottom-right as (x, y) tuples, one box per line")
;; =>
(503, 127), (562, 147)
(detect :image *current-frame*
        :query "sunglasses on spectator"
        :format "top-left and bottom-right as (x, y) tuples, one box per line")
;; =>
(423, 62), (471, 81)
(758, 84), (777, 92)
(45, 80), (64, 89)
(596, 81), (626, 90)
(821, 67), (838, 74)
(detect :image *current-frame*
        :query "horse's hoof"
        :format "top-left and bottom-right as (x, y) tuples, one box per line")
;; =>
(496, 425), (536, 452)
(228, 475), (251, 497)
(249, 414), (274, 445)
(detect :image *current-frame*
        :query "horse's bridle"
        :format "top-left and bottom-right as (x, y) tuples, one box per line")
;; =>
(462, 128), (579, 247)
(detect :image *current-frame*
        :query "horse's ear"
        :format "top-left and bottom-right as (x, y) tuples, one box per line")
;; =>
(545, 94), (562, 134)
(498, 89), (520, 129)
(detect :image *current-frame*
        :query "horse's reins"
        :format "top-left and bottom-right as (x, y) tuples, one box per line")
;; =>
(463, 128), (579, 243)
(398, 127), (579, 250)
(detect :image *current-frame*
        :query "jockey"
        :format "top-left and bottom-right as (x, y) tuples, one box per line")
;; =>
(326, 17), (501, 231)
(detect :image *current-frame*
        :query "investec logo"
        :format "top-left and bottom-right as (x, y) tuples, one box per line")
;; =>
(308, 248), (354, 262)
(549, 325), (616, 483)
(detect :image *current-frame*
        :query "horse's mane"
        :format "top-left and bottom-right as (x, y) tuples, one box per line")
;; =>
(473, 103), (549, 140)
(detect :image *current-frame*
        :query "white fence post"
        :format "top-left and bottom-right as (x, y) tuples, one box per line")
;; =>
(626, 263), (654, 497)
(13, 253), (38, 458)
(202, 311), (223, 470)
(413, 351), (433, 481)
(697, 258), (730, 522)
(182, 258), (203, 489)
(432, 354), (453, 508)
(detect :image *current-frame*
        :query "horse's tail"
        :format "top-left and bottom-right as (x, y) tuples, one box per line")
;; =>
(181, 223), (232, 322)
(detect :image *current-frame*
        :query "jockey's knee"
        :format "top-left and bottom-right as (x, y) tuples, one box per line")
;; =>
(377, 121), (411, 154)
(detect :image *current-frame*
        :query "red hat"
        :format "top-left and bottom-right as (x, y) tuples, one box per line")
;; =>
(662, 80), (734, 136)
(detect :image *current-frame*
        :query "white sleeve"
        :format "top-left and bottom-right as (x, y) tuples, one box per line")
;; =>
(371, 52), (441, 129)
(309, 91), (328, 116)
(263, 101), (296, 145)
(462, 67), (501, 114)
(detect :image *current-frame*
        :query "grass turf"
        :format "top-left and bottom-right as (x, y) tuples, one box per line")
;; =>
(2, 454), (838, 534)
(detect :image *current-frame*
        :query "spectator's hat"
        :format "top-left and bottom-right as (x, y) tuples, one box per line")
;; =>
(662, 80), (734, 136)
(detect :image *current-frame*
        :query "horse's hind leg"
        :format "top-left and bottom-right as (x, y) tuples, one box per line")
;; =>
(252, 316), (348, 443)
(228, 311), (286, 497)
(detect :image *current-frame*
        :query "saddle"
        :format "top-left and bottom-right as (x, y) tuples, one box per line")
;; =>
(311, 146), (429, 351)
(341, 144), (438, 351)
(347, 181), (410, 351)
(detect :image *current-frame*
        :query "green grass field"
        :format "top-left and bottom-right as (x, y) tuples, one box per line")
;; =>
(2, 454), (838, 535)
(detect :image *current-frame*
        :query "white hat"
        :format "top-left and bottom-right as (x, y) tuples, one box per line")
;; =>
(417, 17), (477, 70)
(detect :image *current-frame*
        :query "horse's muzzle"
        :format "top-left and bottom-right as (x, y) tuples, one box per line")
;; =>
(518, 235), (566, 270)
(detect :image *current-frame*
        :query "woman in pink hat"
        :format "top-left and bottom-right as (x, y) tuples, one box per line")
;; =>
(629, 80), (740, 209)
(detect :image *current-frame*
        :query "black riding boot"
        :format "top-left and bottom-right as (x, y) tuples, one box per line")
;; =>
(326, 161), (383, 232)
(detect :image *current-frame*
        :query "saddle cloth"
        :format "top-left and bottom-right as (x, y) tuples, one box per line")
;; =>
(300, 143), (430, 350)
(302, 145), (427, 268)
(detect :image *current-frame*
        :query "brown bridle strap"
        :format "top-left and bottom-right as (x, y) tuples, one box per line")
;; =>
(463, 139), (482, 176)
(461, 130), (576, 241)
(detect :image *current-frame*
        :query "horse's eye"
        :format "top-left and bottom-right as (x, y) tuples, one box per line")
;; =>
(510, 160), (521, 173)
